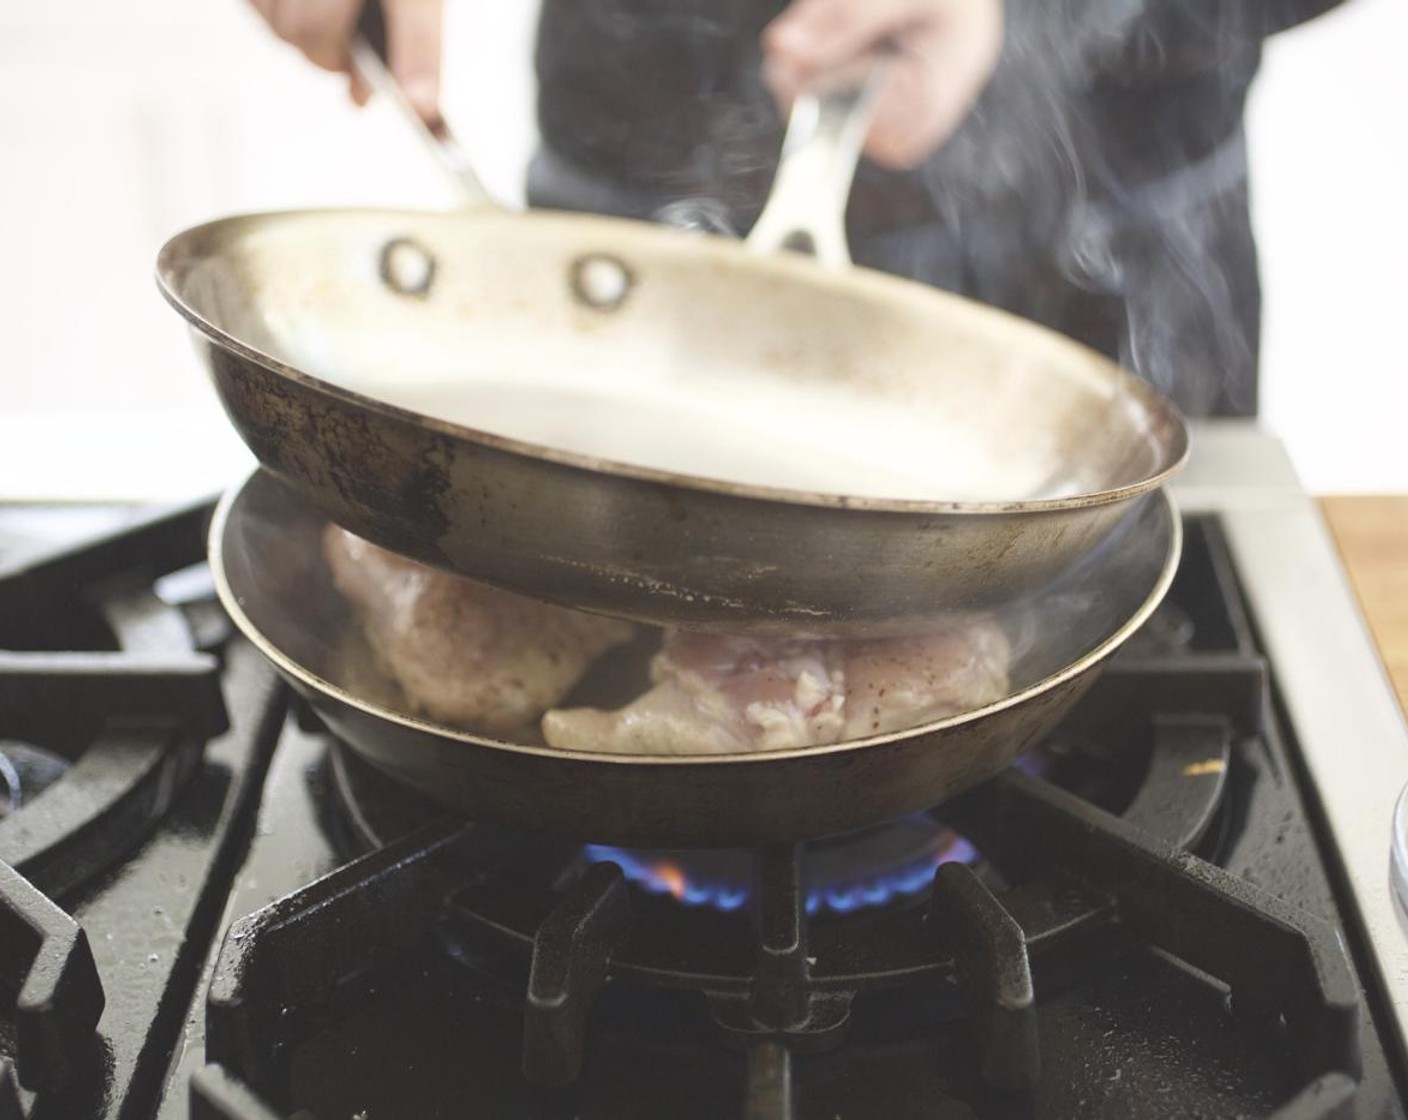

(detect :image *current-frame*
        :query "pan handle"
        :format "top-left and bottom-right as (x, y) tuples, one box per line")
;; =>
(746, 63), (889, 269)
(350, 2), (499, 211)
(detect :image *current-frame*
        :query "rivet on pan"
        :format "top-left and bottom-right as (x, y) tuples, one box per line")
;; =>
(379, 237), (437, 298)
(570, 254), (634, 312)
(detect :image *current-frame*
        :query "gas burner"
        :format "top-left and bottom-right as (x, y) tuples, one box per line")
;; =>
(203, 625), (1367, 1120)
(583, 816), (977, 916)
(195, 515), (1374, 1120)
(199, 662), (1363, 1119)
(328, 730), (987, 916)
(581, 750), (1059, 918)
(329, 732), (1071, 921)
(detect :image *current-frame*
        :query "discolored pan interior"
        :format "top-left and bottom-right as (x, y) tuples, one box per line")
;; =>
(164, 209), (1183, 505)
(164, 209), (1186, 637)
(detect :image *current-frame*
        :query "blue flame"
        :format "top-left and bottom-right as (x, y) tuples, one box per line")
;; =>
(581, 833), (978, 917)
(582, 747), (1049, 916)
(581, 845), (752, 912)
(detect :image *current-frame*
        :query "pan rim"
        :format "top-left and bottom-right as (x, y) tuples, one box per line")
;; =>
(207, 469), (1183, 767)
(159, 207), (1189, 516)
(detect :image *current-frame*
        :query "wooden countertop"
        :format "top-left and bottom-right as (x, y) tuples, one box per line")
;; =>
(1319, 496), (1408, 715)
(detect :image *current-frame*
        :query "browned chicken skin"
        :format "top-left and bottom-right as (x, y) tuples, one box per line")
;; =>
(322, 527), (635, 735)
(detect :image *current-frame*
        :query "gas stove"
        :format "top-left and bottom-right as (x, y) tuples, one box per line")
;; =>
(0, 423), (1404, 1118)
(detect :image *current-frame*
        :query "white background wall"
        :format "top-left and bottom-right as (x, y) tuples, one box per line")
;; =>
(1249, 0), (1408, 492)
(0, 0), (1402, 499)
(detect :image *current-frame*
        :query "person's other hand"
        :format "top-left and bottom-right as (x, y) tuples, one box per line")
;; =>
(762, 0), (1004, 169)
(247, 0), (444, 122)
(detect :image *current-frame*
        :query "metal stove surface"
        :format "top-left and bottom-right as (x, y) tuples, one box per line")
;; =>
(1176, 422), (1408, 1056)
(0, 422), (1403, 1119)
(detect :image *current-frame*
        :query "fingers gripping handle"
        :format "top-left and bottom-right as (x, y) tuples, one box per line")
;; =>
(350, 2), (498, 210)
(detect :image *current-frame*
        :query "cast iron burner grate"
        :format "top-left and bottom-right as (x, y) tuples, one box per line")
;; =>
(0, 504), (230, 898)
(191, 652), (1362, 1120)
(0, 502), (232, 1097)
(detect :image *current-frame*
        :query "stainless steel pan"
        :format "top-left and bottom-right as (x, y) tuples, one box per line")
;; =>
(210, 469), (1180, 848)
(161, 60), (1186, 637)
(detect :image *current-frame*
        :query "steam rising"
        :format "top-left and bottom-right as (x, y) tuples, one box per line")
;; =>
(532, 0), (1283, 416)
(859, 0), (1263, 417)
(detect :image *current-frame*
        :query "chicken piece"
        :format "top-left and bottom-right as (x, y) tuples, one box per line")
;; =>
(323, 527), (634, 734)
(542, 618), (1010, 755)
(839, 625), (1013, 740)
(544, 635), (846, 755)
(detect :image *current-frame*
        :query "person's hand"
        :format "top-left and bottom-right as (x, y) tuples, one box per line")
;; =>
(247, 0), (444, 122)
(762, 0), (1004, 169)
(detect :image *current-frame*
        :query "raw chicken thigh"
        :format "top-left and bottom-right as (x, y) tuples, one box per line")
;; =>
(323, 527), (634, 734)
(544, 635), (847, 755)
(542, 619), (1011, 755)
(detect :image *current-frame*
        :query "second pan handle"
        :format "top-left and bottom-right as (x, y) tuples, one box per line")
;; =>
(745, 64), (889, 269)
(351, 2), (498, 210)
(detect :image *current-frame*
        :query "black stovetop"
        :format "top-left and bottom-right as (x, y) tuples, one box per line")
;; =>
(0, 499), (1401, 1119)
